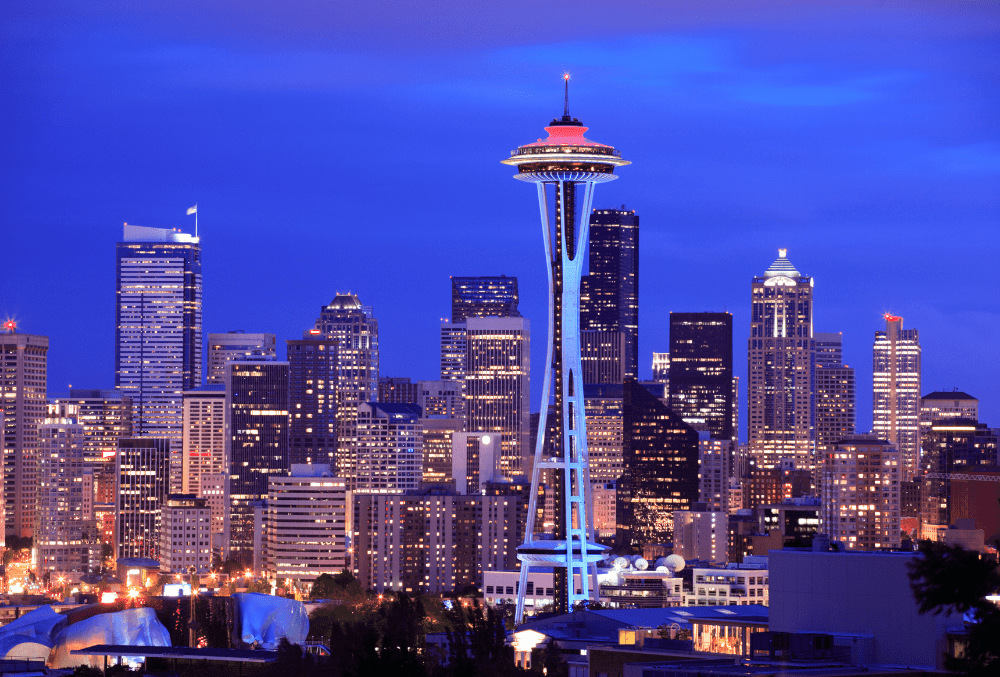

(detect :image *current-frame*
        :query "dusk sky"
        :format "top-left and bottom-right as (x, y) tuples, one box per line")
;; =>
(3, 1), (998, 435)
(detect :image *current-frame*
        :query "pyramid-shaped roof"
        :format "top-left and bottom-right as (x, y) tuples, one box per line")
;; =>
(764, 249), (801, 278)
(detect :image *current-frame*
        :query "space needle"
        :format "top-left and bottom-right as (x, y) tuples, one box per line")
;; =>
(502, 75), (629, 622)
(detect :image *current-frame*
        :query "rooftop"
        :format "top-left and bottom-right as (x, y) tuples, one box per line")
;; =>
(922, 390), (977, 401)
(763, 249), (800, 279)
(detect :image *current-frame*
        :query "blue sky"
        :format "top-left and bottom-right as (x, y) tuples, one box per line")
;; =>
(2, 0), (998, 434)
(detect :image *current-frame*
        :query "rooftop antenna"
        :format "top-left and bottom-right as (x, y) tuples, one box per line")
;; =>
(563, 72), (571, 117)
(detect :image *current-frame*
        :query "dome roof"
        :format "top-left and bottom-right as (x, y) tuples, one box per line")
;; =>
(764, 249), (801, 278)
(326, 293), (363, 310)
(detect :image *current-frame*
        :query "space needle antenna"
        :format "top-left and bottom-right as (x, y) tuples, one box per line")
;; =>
(563, 72), (570, 116)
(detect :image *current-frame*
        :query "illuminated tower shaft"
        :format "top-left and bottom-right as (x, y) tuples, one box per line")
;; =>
(502, 81), (628, 622)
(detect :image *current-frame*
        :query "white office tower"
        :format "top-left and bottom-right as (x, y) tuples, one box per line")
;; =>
(463, 316), (531, 480)
(673, 510), (728, 566)
(873, 315), (921, 481)
(179, 385), (225, 496)
(440, 322), (468, 385)
(451, 432), (501, 494)
(266, 464), (348, 587)
(820, 434), (901, 550)
(354, 402), (422, 494)
(36, 405), (99, 582)
(206, 331), (276, 385)
(159, 495), (212, 573)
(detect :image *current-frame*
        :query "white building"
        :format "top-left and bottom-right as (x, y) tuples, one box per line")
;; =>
(355, 402), (423, 494)
(919, 390), (978, 433)
(180, 384), (225, 497)
(451, 432), (500, 494)
(206, 331), (276, 385)
(265, 464), (348, 587)
(873, 315), (921, 480)
(698, 435), (733, 513)
(673, 510), (728, 565)
(685, 559), (769, 607)
(159, 494), (212, 574)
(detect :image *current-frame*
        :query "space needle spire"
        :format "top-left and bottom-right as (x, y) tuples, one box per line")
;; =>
(502, 78), (630, 622)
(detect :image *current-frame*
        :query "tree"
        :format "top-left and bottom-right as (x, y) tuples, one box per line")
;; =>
(907, 540), (1000, 674)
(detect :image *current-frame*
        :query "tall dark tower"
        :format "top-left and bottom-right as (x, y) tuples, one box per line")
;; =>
(581, 208), (639, 381)
(668, 312), (733, 440)
(502, 76), (629, 621)
(450, 276), (521, 322)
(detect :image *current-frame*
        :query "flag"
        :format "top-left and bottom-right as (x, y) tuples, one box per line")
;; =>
(186, 205), (197, 216)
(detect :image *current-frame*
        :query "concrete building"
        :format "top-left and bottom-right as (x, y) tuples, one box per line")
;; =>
(873, 314), (921, 480)
(199, 472), (226, 542)
(116, 437), (171, 559)
(585, 384), (624, 484)
(451, 432), (500, 494)
(812, 332), (855, 454)
(820, 434), (901, 550)
(355, 402), (423, 494)
(416, 379), (464, 420)
(748, 250), (814, 471)
(580, 330), (627, 385)
(287, 335), (338, 466)
(36, 406), (99, 581)
(180, 385), (225, 497)
(0, 330), (48, 538)
(420, 416), (462, 486)
(673, 510), (729, 565)
(651, 352), (669, 388)
(378, 376), (419, 404)
(115, 224), (201, 444)
(685, 560), (769, 607)
(206, 331), (276, 385)
(920, 390), (979, 433)
(668, 312), (733, 441)
(265, 464), (348, 586)
(463, 316), (530, 480)
(699, 435), (733, 513)
(757, 497), (821, 548)
(159, 494), (211, 574)
(224, 361), (290, 565)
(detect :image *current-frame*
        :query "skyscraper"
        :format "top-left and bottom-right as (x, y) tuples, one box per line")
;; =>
(451, 275), (521, 322)
(287, 336), (338, 466)
(116, 437), (171, 559)
(873, 315), (921, 480)
(502, 84), (629, 618)
(206, 332), (276, 385)
(748, 249), (815, 470)
(668, 312), (734, 440)
(581, 207), (639, 380)
(651, 352), (670, 387)
(354, 402), (423, 495)
(0, 328), (48, 538)
(314, 293), (378, 483)
(180, 385), (225, 496)
(224, 361), (290, 565)
(813, 333), (856, 453)
(616, 380), (699, 550)
(919, 391), (978, 434)
(378, 376), (419, 404)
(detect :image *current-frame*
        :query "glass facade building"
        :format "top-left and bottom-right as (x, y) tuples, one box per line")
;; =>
(668, 312), (734, 441)
(450, 275), (520, 323)
(287, 337), (338, 466)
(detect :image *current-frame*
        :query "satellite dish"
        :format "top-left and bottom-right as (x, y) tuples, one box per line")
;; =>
(634, 558), (649, 571)
(664, 554), (685, 573)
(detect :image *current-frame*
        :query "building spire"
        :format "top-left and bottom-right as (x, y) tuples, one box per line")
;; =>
(563, 72), (570, 117)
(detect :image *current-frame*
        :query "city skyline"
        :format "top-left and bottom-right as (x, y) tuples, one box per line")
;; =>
(2, 2), (998, 436)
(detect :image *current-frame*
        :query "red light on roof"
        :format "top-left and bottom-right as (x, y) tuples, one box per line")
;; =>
(309, 329), (321, 335)
(884, 313), (903, 322)
(2, 320), (15, 332)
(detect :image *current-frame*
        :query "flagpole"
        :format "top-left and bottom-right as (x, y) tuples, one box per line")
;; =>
(195, 203), (198, 238)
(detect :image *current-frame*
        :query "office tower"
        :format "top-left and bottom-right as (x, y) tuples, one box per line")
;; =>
(920, 419), (998, 539)
(0, 329), (48, 538)
(502, 89), (630, 618)
(920, 391), (978, 434)
(617, 379), (699, 550)
(378, 376), (419, 404)
(354, 402), (423, 495)
(748, 249), (814, 470)
(873, 314), (921, 480)
(200, 472), (227, 541)
(580, 330), (626, 385)
(463, 316), (531, 480)
(580, 207), (639, 380)
(421, 417), (462, 485)
(115, 224), (202, 441)
(287, 336), (338, 466)
(314, 293), (379, 482)
(159, 495), (212, 573)
(116, 437), (171, 559)
(451, 432), (500, 494)
(743, 458), (812, 511)
(440, 323), (467, 385)
(206, 332), (276, 385)
(699, 435), (734, 512)
(652, 352), (669, 387)
(265, 464), (348, 587)
(732, 377), (740, 448)
(668, 312), (734, 440)
(811, 332), (855, 453)
(417, 379), (464, 419)
(584, 384), (624, 483)
(224, 361), (290, 565)
(36, 405), (99, 580)
(820, 434), (901, 550)
(180, 384), (225, 496)
(673, 510), (728, 565)
(451, 275), (521, 322)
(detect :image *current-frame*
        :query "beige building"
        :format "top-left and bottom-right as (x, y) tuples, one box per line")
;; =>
(159, 495), (212, 573)
(421, 417), (462, 485)
(873, 315), (921, 480)
(919, 390), (978, 433)
(699, 435), (733, 513)
(180, 385), (225, 496)
(206, 331), (276, 385)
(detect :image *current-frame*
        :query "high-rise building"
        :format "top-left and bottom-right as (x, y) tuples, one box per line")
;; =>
(748, 249), (814, 470)
(440, 322), (467, 384)
(617, 379), (699, 550)
(287, 336), (338, 466)
(580, 207), (639, 380)
(668, 312), (733, 440)
(580, 330), (626, 385)
(651, 352), (669, 388)
(1, 329), (48, 538)
(115, 224), (202, 441)
(58, 389), (134, 467)
(451, 276), (521, 323)
(463, 316), (530, 481)
(416, 380), (464, 420)
(36, 405), (99, 581)
(354, 402), (423, 495)
(206, 332), (276, 385)
(502, 89), (628, 618)
(811, 333), (855, 453)
(920, 391), (978, 434)
(820, 434), (901, 550)
(583, 384), (624, 484)
(265, 464), (348, 587)
(421, 417), (463, 486)
(159, 494), (212, 573)
(673, 510), (728, 565)
(378, 376), (419, 404)
(699, 435), (734, 513)
(116, 437), (171, 559)
(224, 361), (290, 565)
(451, 432), (501, 495)
(873, 314), (921, 480)
(315, 294), (378, 483)
(180, 385), (225, 496)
